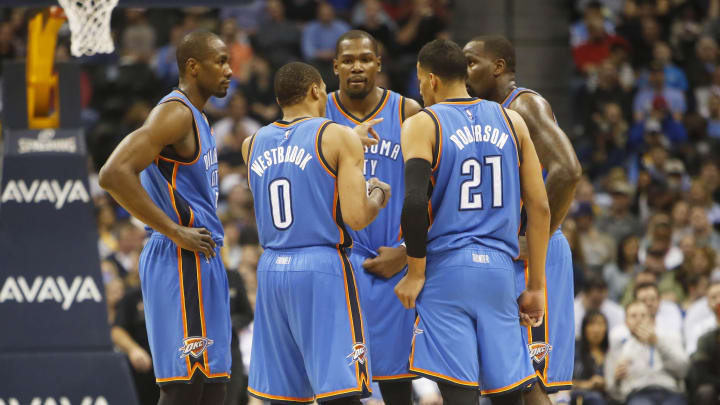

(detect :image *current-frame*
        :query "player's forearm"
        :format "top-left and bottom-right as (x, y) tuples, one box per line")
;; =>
(110, 326), (143, 355)
(362, 188), (385, 227)
(525, 202), (550, 291)
(544, 164), (581, 234)
(99, 166), (179, 237)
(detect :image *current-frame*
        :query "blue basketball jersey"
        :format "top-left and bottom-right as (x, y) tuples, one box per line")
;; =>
(248, 117), (351, 251)
(425, 98), (521, 257)
(325, 89), (405, 257)
(140, 89), (223, 244)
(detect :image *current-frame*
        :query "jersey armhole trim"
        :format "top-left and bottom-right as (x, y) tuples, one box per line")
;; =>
(315, 120), (337, 177)
(157, 98), (202, 165)
(246, 132), (258, 166)
(400, 96), (406, 123)
(500, 105), (521, 164)
(421, 108), (442, 171)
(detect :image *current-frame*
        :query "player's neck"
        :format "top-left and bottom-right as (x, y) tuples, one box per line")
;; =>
(177, 82), (209, 111)
(494, 77), (517, 104)
(281, 103), (318, 122)
(437, 83), (471, 103)
(337, 86), (384, 118)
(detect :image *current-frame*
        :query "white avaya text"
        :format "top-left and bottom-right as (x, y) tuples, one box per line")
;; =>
(0, 276), (102, 310)
(0, 180), (89, 209)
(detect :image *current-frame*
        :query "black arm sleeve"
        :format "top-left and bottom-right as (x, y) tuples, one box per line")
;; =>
(401, 158), (432, 258)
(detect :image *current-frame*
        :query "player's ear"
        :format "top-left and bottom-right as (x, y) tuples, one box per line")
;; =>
(494, 58), (506, 76)
(333, 58), (339, 75)
(310, 82), (320, 100)
(187, 58), (199, 76)
(377, 55), (382, 72)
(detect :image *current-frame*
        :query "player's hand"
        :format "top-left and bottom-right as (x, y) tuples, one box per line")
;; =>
(590, 375), (605, 390)
(395, 257), (425, 309)
(129, 346), (152, 372)
(615, 360), (629, 381)
(517, 289), (544, 327)
(363, 246), (408, 278)
(368, 177), (391, 208)
(517, 235), (528, 260)
(352, 118), (382, 147)
(170, 225), (217, 258)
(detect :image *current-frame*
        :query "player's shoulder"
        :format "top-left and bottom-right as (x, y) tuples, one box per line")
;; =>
(507, 88), (553, 121)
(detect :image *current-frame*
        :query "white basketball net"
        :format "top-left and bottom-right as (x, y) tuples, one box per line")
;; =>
(58, 0), (119, 57)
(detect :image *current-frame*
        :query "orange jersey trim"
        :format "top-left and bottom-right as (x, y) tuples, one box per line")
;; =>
(499, 105), (521, 166)
(408, 366), (478, 387)
(424, 109), (443, 172)
(194, 251), (210, 372)
(315, 387), (365, 399)
(314, 121), (336, 177)
(439, 98), (483, 105)
(271, 117), (314, 128)
(373, 374), (417, 381)
(156, 96), (203, 165)
(480, 373), (536, 395)
(331, 90), (390, 125)
(176, 247), (192, 375)
(247, 387), (314, 403)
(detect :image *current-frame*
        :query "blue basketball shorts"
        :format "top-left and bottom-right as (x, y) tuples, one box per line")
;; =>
(409, 248), (536, 396)
(514, 230), (575, 392)
(350, 251), (416, 382)
(248, 246), (372, 403)
(139, 233), (232, 386)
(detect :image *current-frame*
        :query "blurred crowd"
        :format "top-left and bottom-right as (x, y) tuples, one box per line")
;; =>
(4, 0), (720, 404)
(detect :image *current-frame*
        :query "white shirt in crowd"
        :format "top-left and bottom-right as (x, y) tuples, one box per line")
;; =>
(684, 297), (717, 355)
(574, 296), (625, 338)
(608, 300), (683, 347)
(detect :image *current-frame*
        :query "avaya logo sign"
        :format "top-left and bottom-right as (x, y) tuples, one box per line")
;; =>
(0, 398), (108, 405)
(0, 179), (89, 209)
(0, 276), (102, 310)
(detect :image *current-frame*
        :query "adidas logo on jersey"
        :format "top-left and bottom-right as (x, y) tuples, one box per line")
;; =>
(346, 342), (367, 366)
(528, 342), (552, 363)
(0, 276), (102, 310)
(0, 397), (108, 405)
(0, 179), (89, 209)
(178, 336), (214, 359)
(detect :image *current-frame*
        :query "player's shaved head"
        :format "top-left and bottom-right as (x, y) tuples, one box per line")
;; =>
(471, 35), (516, 73)
(274, 62), (323, 107)
(335, 30), (379, 56)
(176, 30), (222, 74)
(418, 39), (467, 82)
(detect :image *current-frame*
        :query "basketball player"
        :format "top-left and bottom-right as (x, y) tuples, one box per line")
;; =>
(325, 30), (422, 405)
(99, 31), (232, 405)
(464, 35), (582, 405)
(394, 39), (550, 405)
(242, 62), (391, 405)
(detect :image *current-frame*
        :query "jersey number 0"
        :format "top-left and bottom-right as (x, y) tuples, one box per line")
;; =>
(269, 178), (293, 229)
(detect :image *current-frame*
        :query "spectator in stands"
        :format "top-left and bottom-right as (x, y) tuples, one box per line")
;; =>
(611, 282), (683, 347)
(636, 41), (689, 91)
(707, 90), (720, 138)
(219, 0), (267, 34)
(225, 264), (254, 405)
(570, 1), (616, 48)
(572, 310), (610, 405)
(220, 18), (254, 82)
(96, 203), (118, 259)
(575, 276), (625, 339)
(605, 300), (688, 405)
(301, 1), (350, 88)
(252, 0), (301, 70)
(639, 212), (683, 271)
(111, 286), (159, 405)
(699, 161), (720, 203)
(685, 36), (718, 91)
(660, 246), (715, 306)
(576, 202), (616, 271)
(633, 61), (687, 123)
(563, 218), (589, 294)
(689, 205), (720, 251)
(688, 179), (720, 225)
(687, 281), (720, 405)
(212, 92), (260, 153)
(586, 101), (631, 178)
(154, 23), (184, 89)
(242, 56), (280, 124)
(107, 222), (145, 280)
(671, 200), (692, 245)
(603, 234), (642, 302)
(685, 280), (720, 355)
(598, 180), (642, 242)
(352, 0), (397, 53)
(572, 6), (630, 74)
